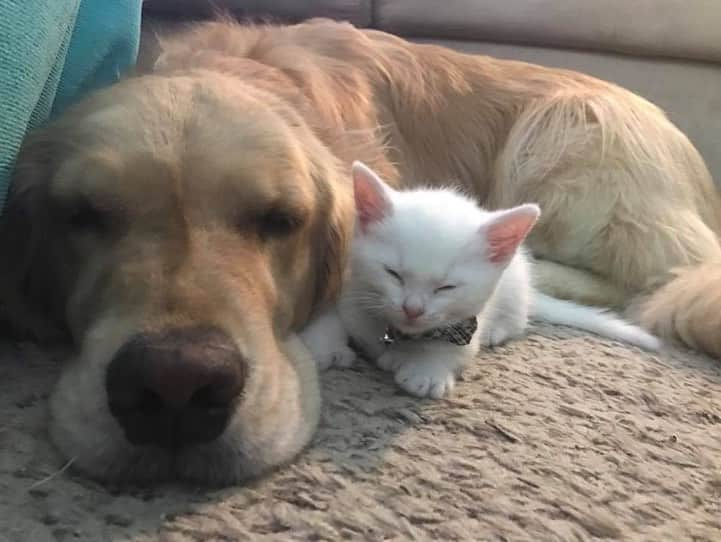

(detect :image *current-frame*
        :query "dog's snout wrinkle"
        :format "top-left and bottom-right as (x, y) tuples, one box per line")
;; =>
(105, 326), (246, 449)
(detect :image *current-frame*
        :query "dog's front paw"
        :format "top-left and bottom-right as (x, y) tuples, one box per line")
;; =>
(394, 360), (456, 399)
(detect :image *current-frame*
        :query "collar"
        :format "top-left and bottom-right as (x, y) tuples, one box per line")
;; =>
(381, 316), (478, 346)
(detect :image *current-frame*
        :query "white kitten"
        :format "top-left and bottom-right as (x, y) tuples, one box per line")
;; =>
(301, 162), (661, 399)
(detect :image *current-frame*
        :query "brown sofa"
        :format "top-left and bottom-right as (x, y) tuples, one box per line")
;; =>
(142, 0), (721, 185)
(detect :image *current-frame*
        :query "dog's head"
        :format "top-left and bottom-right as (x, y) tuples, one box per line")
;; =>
(0, 70), (353, 484)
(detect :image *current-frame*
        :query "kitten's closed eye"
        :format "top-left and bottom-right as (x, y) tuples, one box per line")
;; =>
(435, 285), (457, 293)
(384, 266), (404, 284)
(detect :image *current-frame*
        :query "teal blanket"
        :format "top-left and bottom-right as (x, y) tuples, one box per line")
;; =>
(0, 0), (142, 212)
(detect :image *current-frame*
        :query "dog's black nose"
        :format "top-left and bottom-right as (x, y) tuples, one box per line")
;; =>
(105, 326), (246, 449)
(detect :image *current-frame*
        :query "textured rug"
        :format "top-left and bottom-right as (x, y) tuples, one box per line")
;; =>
(1, 324), (720, 541)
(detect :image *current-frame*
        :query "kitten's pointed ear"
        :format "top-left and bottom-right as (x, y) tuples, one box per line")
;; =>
(481, 204), (540, 264)
(352, 161), (393, 231)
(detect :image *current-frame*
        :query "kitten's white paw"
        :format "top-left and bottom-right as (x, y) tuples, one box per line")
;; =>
(377, 350), (404, 372)
(316, 345), (357, 371)
(480, 321), (525, 347)
(314, 353), (334, 372)
(394, 360), (456, 399)
(331, 345), (357, 368)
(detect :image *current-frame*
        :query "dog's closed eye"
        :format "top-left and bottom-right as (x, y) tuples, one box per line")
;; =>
(250, 202), (307, 240)
(57, 196), (120, 237)
(259, 209), (301, 237)
(67, 201), (107, 232)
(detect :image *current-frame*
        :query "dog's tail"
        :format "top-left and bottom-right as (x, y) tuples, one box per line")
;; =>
(531, 293), (661, 351)
(633, 264), (721, 358)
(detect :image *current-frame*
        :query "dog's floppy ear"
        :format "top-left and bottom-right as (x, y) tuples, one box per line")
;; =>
(304, 158), (354, 324)
(312, 185), (353, 312)
(0, 130), (70, 343)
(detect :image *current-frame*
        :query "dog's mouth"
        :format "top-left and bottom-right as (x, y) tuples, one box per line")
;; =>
(107, 393), (238, 450)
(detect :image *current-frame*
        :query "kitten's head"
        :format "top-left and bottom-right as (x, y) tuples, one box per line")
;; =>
(349, 161), (540, 334)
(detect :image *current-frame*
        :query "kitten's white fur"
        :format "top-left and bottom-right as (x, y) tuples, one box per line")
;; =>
(301, 162), (661, 398)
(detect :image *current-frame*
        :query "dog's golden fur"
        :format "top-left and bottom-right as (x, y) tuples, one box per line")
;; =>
(1, 18), (720, 483)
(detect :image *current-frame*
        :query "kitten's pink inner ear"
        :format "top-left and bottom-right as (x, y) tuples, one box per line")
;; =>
(485, 204), (540, 264)
(352, 161), (392, 231)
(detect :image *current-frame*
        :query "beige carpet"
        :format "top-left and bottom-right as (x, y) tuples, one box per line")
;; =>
(1, 324), (720, 541)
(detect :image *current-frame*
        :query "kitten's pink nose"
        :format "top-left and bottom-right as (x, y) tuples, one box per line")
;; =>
(403, 303), (425, 320)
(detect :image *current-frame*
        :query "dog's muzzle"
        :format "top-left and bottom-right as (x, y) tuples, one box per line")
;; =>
(105, 325), (246, 449)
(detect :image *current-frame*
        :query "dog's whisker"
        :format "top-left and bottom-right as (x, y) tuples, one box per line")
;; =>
(27, 457), (76, 491)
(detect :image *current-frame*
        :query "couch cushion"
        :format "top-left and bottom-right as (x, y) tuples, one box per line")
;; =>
(375, 0), (721, 63)
(143, 0), (372, 27)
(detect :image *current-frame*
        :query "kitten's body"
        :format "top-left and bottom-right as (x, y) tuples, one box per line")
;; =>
(301, 163), (661, 398)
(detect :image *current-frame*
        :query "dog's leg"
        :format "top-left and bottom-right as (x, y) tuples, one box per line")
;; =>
(532, 259), (628, 310)
(490, 92), (721, 357)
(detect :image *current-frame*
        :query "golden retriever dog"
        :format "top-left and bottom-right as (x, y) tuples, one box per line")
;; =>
(1, 18), (720, 485)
